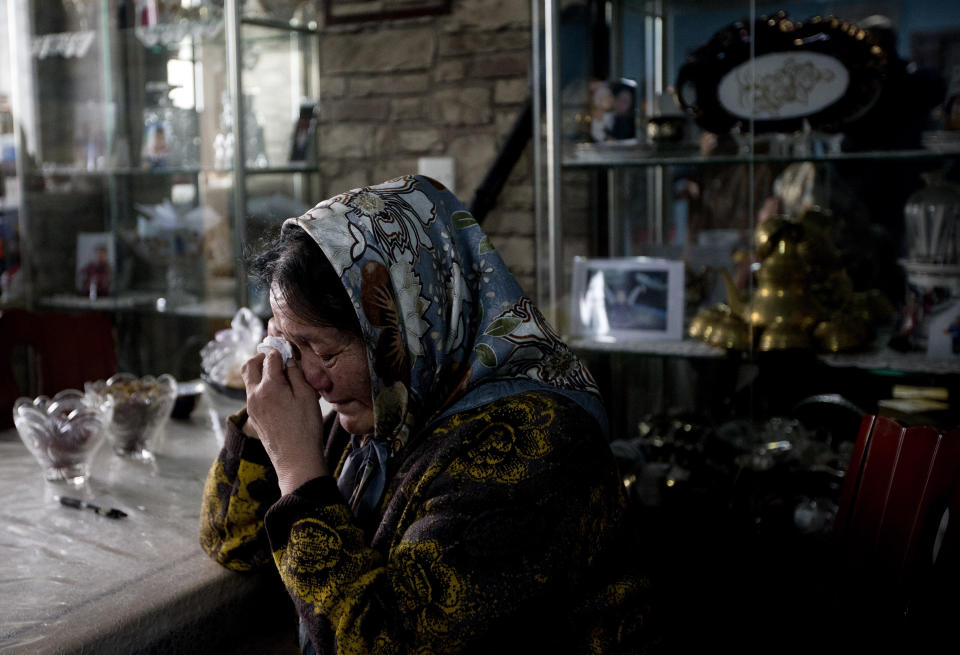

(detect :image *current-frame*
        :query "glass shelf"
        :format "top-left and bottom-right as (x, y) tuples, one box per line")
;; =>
(38, 292), (239, 320)
(240, 16), (319, 33)
(569, 335), (728, 358)
(571, 334), (960, 376)
(28, 162), (317, 177)
(127, 21), (226, 51)
(564, 144), (960, 169)
(244, 163), (318, 175)
(821, 349), (960, 376)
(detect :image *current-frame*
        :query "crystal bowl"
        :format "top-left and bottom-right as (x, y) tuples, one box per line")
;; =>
(13, 389), (113, 484)
(85, 373), (177, 460)
(200, 374), (246, 444)
(171, 379), (205, 420)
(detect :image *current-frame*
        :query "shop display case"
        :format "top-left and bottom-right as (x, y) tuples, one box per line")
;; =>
(0, 0), (320, 380)
(533, 4), (960, 639)
(533, 0), (960, 441)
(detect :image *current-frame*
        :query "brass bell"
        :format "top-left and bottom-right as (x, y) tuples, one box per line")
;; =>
(813, 316), (869, 352)
(688, 305), (723, 340)
(758, 321), (811, 351)
(755, 215), (801, 260)
(748, 282), (822, 330)
(705, 304), (751, 350)
(756, 239), (808, 286)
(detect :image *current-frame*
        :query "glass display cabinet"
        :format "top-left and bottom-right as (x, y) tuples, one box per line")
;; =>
(533, 4), (960, 640)
(0, 0), (320, 380)
(533, 0), (960, 441)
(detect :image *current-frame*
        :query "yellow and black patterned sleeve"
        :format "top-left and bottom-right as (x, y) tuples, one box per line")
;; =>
(262, 392), (655, 654)
(199, 410), (281, 572)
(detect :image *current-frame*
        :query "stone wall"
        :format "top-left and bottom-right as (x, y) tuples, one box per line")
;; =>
(314, 0), (537, 294)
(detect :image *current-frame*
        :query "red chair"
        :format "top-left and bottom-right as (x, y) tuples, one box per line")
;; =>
(833, 414), (960, 646)
(0, 308), (117, 429)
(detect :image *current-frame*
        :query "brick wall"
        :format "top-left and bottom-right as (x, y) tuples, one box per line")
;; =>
(314, 0), (537, 294)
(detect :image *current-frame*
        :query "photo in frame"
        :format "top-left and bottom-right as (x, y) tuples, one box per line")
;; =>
(141, 114), (171, 170)
(75, 232), (115, 299)
(588, 77), (637, 142)
(571, 256), (685, 341)
(926, 297), (960, 357)
(289, 100), (318, 162)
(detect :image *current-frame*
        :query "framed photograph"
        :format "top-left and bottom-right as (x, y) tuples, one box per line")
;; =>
(141, 115), (171, 170)
(325, 0), (451, 24)
(927, 298), (960, 358)
(588, 77), (637, 142)
(289, 100), (318, 163)
(75, 232), (115, 299)
(571, 257), (685, 341)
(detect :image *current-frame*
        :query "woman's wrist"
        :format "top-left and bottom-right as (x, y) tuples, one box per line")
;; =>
(278, 462), (330, 496)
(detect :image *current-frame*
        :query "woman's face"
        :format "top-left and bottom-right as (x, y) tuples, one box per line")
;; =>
(270, 285), (374, 436)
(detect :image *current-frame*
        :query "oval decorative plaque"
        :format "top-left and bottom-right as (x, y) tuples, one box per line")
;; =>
(717, 52), (850, 121)
(675, 12), (888, 134)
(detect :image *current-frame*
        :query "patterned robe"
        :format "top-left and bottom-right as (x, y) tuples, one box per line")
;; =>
(200, 393), (653, 654)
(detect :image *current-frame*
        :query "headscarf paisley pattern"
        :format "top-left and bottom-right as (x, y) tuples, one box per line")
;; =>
(283, 175), (607, 457)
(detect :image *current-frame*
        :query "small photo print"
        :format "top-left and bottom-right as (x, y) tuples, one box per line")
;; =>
(572, 257), (685, 341)
(289, 100), (318, 162)
(141, 118), (171, 169)
(588, 77), (637, 142)
(927, 297), (960, 357)
(76, 232), (115, 299)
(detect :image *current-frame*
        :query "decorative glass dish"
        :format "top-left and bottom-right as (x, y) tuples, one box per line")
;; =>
(13, 389), (113, 484)
(85, 373), (177, 460)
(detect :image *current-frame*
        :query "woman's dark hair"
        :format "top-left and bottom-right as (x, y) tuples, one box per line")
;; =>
(247, 226), (362, 337)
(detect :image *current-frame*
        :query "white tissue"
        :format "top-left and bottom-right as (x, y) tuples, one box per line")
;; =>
(257, 336), (294, 366)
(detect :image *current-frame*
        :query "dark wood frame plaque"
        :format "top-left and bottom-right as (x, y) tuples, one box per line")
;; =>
(325, 0), (452, 24)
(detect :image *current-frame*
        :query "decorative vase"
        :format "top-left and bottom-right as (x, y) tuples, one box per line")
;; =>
(903, 169), (960, 265)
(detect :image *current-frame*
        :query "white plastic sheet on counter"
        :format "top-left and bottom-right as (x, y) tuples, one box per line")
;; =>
(0, 395), (232, 653)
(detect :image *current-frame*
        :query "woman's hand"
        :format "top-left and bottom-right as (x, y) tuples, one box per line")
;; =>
(237, 315), (295, 439)
(242, 349), (329, 495)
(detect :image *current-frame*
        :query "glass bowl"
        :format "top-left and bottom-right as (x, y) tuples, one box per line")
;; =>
(200, 374), (246, 444)
(85, 373), (177, 460)
(171, 379), (205, 420)
(13, 389), (113, 484)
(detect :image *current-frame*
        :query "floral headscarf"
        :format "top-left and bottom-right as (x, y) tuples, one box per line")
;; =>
(283, 175), (607, 459)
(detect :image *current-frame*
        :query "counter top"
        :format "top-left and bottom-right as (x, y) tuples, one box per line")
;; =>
(0, 397), (297, 654)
